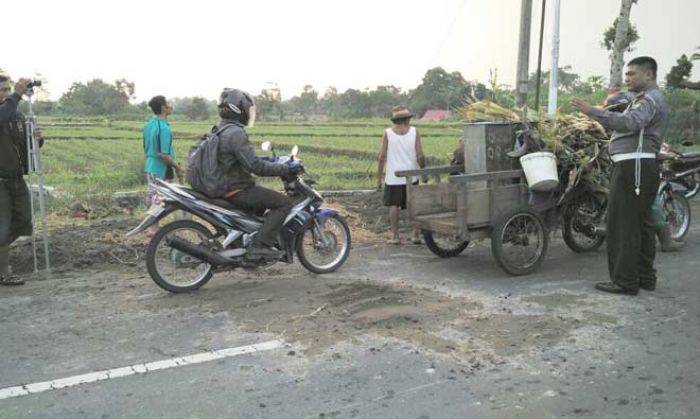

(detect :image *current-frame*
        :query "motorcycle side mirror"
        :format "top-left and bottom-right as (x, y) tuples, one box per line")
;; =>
(261, 141), (273, 152)
(291, 145), (299, 157)
(681, 139), (695, 147)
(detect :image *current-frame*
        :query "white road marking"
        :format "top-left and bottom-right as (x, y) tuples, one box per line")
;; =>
(0, 340), (285, 401)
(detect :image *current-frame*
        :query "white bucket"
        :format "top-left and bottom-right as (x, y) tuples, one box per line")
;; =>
(519, 152), (559, 191)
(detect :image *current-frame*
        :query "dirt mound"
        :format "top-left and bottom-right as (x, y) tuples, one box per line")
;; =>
(9, 194), (391, 274)
(10, 217), (147, 274)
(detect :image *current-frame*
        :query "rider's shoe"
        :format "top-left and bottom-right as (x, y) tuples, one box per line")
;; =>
(246, 245), (284, 261)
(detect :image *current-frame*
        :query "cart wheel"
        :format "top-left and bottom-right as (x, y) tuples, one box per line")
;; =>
(491, 207), (548, 276)
(422, 231), (470, 258)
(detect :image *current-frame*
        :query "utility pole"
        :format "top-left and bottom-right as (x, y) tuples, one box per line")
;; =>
(515, 0), (534, 107)
(547, 0), (561, 115)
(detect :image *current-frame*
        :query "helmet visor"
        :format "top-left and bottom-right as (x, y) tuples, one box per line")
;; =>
(247, 105), (257, 127)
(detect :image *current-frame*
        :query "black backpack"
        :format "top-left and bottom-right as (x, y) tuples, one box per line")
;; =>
(186, 124), (234, 198)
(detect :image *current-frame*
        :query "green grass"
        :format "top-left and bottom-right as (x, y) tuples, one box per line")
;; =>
(38, 120), (462, 207)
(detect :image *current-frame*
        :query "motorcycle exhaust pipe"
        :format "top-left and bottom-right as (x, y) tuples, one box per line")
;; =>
(594, 226), (606, 237)
(165, 236), (236, 266)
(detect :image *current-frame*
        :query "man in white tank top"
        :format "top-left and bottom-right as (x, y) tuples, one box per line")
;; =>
(376, 106), (425, 245)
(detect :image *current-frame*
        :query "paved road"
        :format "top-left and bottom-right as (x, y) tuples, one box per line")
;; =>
(1, 206), (699, 418)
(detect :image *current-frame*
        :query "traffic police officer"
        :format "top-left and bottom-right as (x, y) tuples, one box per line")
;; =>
(572, 56), (669, 296)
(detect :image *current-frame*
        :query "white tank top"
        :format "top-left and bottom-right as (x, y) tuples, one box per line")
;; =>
(385, 126), (418, 185)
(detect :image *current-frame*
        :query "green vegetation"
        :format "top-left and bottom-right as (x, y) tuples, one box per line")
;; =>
(38, 120), (463, 208)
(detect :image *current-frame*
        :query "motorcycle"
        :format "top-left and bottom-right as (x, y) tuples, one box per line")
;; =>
(660, 140), (700, 200)
(127, 142), (351, 293)
(560, 141), (694, 252)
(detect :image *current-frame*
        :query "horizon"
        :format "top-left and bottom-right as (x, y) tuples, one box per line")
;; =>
(3, 0), (698, 102)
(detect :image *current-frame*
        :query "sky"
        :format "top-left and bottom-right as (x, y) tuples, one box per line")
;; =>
(3, 0), (699, 102)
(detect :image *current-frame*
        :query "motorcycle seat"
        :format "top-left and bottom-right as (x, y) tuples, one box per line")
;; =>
(681, 151), (700, 159)
(183, 189), (240, 211)
(183, 188), (266, 222)
(670, 154), (700, 170)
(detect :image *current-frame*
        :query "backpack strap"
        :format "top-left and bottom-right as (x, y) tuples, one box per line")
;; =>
(213, 123), (235, 136)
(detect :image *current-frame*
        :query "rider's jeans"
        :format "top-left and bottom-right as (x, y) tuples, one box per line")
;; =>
(225, 185), (293, 248)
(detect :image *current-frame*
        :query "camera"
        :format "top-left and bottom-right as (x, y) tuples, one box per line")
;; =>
(26, 80), (42, 89)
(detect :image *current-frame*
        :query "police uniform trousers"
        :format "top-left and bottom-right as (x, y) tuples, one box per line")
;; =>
(606, 159), (659, 290)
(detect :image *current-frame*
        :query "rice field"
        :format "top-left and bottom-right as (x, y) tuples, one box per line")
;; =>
(38, 119), (464, 202)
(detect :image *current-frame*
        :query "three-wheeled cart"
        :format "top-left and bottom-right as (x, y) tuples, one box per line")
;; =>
(397, 122), (574, 275)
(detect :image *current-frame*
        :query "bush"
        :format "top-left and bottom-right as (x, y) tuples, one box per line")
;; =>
(664, 89), (700, 144)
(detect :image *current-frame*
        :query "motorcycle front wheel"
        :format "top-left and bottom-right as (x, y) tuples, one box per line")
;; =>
(146, 220), (214, 293)
(562, 194), (606, 253)
(297, 214), (351, 274)
(664, 191), (691, 241)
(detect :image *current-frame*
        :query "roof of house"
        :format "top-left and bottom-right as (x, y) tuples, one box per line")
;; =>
(420, 110), (452, 121)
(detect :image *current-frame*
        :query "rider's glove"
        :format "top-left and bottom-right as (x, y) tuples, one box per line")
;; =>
(288, 161), (304, 174)
(284, 161), (304, 180)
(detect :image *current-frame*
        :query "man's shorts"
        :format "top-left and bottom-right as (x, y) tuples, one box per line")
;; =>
(0, 177), (33, 246)
(383, 184), (410, 209)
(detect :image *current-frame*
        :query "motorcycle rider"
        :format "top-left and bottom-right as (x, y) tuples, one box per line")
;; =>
(210, 88), (301, 260)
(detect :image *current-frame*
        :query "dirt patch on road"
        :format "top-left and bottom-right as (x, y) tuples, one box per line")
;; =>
(163, 275), (606, 366)
(9, 194), (389, 274)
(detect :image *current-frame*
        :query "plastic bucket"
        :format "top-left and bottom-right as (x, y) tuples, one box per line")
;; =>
(519, 152), (559, 191)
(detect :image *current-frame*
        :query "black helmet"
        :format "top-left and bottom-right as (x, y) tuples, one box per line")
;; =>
(218, 88), (256, 126)
(604, 92), (632, 113)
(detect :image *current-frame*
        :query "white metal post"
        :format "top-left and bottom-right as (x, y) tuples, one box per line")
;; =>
(547, 0), (561, 115)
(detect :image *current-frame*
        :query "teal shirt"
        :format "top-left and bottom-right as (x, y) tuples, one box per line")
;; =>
(143, 117), (174, 179)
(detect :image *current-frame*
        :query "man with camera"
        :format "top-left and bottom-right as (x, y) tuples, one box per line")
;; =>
(0, 76), (43, 285)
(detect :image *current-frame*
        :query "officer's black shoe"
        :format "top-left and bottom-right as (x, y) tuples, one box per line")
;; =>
(0, 274), (24, 286)
(639, 280), (656, 291)
(594, 281), (638, 296)
(246, 245), (284, 261)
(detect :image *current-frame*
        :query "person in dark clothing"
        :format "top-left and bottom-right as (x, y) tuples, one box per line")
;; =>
(572, 56), (668, 296)
(0, 76), (43, 285)
(209, 88), (301, 260)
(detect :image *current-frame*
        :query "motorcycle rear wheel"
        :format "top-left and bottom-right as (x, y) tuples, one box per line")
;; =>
(146, 220), (214, 293)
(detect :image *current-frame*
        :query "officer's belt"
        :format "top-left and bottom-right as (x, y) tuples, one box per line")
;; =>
(610, 152), (656, 163)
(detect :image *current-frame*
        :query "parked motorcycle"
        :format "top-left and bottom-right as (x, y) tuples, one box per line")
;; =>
(127, 142), (351, 293)
(660, 140), (700, 200)
(560, 141), (694, 251)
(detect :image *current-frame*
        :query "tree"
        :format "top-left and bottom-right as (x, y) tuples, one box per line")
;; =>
(367, 85), (407, 118)
(337, 89), (371, 118)
(256, 87), (283, 121)
(666, 54), (697, 90)
(115, 79), (135, 100)
(601, 18), (639, 52)
(409, 67), (470, 116)
(528, 65), (583, 93)
(184, 97), (210, 120)
(58, 79), (134, 115)
(605, 0), (639, 89)
(287, 85), (319, 120)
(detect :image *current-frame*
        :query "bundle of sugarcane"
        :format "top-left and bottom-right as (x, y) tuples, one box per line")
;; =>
(460, 100), (612, 193)
(460, 100), (525, 123)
